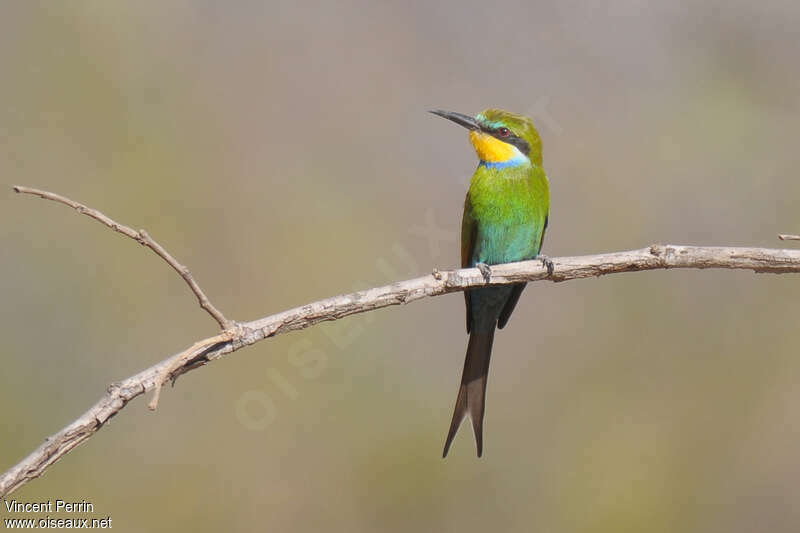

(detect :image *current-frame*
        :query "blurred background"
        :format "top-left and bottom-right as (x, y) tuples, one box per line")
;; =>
(2, 1), (800, 531)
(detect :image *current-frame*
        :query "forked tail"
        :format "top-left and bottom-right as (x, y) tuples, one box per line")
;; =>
(442, 327), (496, 457)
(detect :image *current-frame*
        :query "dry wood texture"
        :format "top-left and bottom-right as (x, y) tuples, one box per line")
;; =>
(3, 186), (799, 497)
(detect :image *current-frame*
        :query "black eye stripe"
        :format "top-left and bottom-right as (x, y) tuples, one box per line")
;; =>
(483, 126), (530, 155)
(507, 136), (530, 155)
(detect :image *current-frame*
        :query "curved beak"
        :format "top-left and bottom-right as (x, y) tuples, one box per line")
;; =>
(429, 109), (480, 131)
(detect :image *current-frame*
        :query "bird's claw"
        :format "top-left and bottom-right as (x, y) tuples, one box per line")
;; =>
(476, 262), (492, 283)
(538, 255), (555, 277)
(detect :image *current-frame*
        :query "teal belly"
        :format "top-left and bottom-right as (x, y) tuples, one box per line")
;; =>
(470, 220), (541, 266)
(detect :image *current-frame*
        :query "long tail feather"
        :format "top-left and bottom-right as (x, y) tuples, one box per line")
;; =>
(442, 327), (496, 457)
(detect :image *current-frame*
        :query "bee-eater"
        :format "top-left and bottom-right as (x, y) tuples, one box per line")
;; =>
(430, 108), (550, 457)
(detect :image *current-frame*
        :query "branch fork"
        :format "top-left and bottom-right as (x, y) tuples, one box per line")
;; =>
(12, 186), (234, 409)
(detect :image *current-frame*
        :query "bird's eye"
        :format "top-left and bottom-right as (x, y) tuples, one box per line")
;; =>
(497, 127), (510, 137)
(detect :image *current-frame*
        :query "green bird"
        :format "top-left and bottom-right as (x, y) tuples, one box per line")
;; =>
(430, 108), (550, 457)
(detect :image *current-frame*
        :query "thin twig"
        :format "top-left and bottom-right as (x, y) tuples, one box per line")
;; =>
(12, 186), (232, 331)
(3, 242), (800, 496)
(779, 234), (800, 241)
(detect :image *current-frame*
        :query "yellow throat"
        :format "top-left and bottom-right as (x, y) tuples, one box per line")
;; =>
(469, 130), (521, 163)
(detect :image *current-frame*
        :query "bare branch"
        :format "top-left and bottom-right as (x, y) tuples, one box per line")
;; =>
(12, 186), (232, 331)
(779, 234), (800, 241)
(146, 332), (234, 411)
(3, 242), (800, 496)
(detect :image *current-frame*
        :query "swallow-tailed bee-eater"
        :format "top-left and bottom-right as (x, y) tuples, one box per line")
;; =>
(430, 108), (550, 457)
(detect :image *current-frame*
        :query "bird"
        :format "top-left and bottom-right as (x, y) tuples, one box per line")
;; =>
(430, 108), (550, 457)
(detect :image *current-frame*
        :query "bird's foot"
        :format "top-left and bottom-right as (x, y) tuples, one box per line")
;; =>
(538, 255), (555, 277)
(476, 262), (492, 284)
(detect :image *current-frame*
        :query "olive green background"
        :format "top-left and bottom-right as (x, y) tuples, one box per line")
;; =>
(2, 2), (800, 531)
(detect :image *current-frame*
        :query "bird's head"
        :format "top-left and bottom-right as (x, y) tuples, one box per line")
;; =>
(430, 108), (542, 168)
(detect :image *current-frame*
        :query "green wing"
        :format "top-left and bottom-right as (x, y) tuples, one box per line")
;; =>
(461, 187), (549, 332)
(461, 194), (477, 333)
